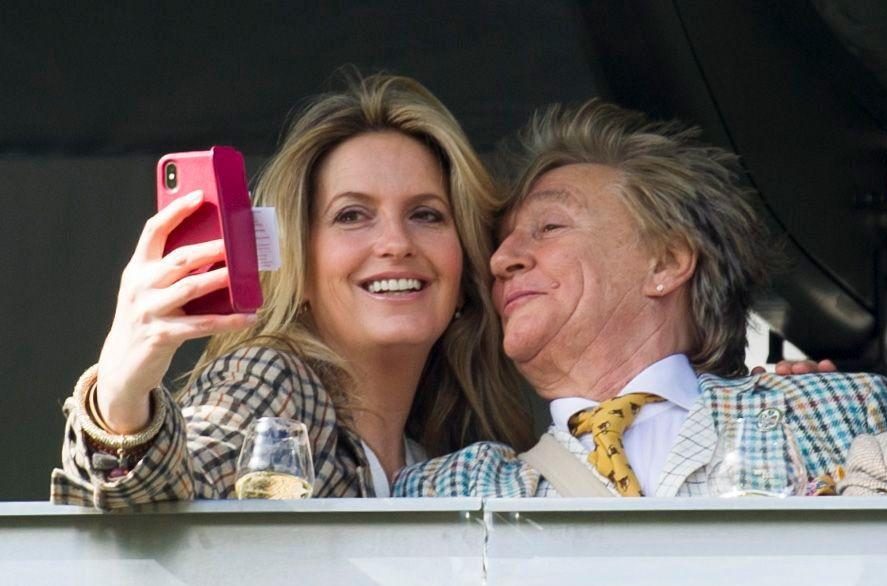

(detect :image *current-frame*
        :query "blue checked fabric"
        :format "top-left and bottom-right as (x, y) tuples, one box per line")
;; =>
(699, 372), (887, 489)
(51, 346), (374, 509)
(393, 372), (887, 498)
(392, 440), (542, 498)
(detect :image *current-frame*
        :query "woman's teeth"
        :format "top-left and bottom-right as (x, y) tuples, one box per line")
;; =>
(365, 278), (423, 293)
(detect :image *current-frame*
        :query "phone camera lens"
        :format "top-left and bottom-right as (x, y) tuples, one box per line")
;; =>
(164, 163), (178, 190)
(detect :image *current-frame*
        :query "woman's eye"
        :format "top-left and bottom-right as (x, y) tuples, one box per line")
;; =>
(541, 223), (563, 233)
(333, 208), (366, 224)
(411, 207), (445, 223)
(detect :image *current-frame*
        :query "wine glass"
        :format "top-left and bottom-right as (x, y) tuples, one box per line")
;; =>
(707, 409), (808, 497)
(235, 417), (315, 499)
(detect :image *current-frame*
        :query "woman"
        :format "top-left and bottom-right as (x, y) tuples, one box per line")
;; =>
(51, 73), (532, 509)
(394, 98), (885, 498)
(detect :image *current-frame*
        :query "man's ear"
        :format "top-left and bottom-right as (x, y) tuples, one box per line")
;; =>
(643, 239), (697, 297)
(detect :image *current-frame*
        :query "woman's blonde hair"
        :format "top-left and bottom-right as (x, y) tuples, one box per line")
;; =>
(507, 99), (772, 377)
(192, 72), (532, 455)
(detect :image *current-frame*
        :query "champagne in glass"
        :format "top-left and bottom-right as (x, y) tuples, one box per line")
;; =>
(707, 410), (807, 497)
(235, 417), (315, 499)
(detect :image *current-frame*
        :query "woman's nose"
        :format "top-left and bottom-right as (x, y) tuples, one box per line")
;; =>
(374, 218), (414, 258)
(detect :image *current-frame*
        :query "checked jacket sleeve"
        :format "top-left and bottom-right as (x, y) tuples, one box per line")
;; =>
(51, 346), (368, 509)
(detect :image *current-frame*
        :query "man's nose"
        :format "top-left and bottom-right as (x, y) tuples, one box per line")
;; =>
(490, 231), (531, 279)
(374, 218), (414, 258)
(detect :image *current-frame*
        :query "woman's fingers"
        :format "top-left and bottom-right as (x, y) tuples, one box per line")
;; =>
(816, 359), (838, 372)
(96, 195), (257, 431)
(132, 190), (204, 262)
(772, 359), (839, 375)
(773, 361), (799, 375)
(151, 239), (226, 288)
(146, 266), (232, 315)
(153, 312), (258, 344)
(753, 359), (839, 376)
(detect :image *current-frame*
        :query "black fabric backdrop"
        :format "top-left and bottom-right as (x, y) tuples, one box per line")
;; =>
(0, 1), (598, 500)
(2, 1), (886, 500)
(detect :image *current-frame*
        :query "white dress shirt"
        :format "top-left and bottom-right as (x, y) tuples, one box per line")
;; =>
(549, 354), (700, 496)
(362, 437), (427, 498)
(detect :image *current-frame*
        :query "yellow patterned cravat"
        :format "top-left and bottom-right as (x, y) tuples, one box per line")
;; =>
(568, 393), (664, 497)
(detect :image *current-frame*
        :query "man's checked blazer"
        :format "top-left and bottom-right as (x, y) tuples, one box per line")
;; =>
(393, 372), (887, 497)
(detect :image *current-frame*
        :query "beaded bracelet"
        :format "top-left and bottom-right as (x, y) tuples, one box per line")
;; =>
(74, 364), (167, 471)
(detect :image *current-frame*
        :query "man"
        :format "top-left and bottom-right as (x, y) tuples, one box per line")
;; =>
(394, 99), (886, 498)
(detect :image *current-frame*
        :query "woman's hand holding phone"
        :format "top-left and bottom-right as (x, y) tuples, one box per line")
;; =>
(96, 190), (257, 434)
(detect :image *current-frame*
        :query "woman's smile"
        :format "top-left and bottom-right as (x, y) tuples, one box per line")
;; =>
(359, 274), (428, 297)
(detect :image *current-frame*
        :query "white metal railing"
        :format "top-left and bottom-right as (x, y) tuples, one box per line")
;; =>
(2, 498), (886, 585)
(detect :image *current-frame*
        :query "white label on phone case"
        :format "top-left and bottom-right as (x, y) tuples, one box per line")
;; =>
(252, 207), (281, 271)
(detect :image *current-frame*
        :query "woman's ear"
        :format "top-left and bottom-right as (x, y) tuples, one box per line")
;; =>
(643, 239), (697, 297)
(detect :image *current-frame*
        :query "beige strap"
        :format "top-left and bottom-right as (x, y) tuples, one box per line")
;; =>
(519, 434), (614, 497)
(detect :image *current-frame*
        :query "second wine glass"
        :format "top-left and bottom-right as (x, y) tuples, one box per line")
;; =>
(707, 410), (808, 497)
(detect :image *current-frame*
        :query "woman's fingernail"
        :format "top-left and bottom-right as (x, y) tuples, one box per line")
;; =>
(186, 190), (204, 204)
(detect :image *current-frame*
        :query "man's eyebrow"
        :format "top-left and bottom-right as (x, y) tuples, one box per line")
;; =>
(497, 190), (579, 240)
(522, 189), (584, 209)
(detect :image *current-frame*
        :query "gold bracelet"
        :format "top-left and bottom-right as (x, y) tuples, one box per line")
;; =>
(86, 375), (115, 433)
(74, 364), (167, 451)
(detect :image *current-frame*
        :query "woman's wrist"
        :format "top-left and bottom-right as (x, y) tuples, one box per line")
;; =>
(74, 364), (167, 458)
(93, 366), (155, 434)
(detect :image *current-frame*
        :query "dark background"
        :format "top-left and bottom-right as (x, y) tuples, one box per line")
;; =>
(2, 1), (886, 500)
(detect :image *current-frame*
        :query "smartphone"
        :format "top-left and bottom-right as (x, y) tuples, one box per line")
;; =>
(156, 146), (263, 314)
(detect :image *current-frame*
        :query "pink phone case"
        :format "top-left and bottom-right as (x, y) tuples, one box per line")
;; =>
(156, 146), (263, 314)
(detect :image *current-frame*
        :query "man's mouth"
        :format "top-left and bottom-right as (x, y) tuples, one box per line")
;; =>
(501, 290), (544, 315)
(361, 278), (425, 294)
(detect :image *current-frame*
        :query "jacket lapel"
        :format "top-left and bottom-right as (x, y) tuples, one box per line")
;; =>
(654, 373), (782, 497)
(654, 396), (717, 497)
(341, 426), (374, 497)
